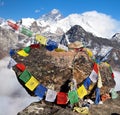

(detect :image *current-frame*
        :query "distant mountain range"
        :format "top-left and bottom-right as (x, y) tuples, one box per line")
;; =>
(0, 9), (120, 70)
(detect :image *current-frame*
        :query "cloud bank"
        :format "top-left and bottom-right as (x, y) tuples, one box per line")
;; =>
(82, 11), (120, 38)
(0, 57), (39, 115)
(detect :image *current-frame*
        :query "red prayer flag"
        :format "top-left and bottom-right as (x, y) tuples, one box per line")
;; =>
(57, 92), (68, 105)
(7, 21), (19, 30)
(93, 63), (98, 74)
(111, 73), (114, 79)
(30, 44), (40, 49)
(16, 63), (26, 72)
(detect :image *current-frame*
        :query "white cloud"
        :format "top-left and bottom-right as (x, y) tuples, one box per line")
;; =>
(35, 9), (40, 13)
(81, 11), (120, 38)
(53, 11), (120, 38)
(0, 57), (39, 115)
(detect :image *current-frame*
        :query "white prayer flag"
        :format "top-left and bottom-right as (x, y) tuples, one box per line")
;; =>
(58, 44), (68, 51)
(45, 89), (57, 102)
(7, 58), (17, 69)
(89, 70), (98, 83)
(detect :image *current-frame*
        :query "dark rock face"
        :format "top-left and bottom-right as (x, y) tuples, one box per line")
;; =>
(12, 44), (116, 115)
(60, 25), (120, 70)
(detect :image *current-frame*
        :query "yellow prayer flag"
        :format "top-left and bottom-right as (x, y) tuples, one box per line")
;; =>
(77, 84), (87, 99)
(73, 107), (89, 114)
(25, 76), (39, 91)
(36, 34), (47, 45)
(86, 48), (93, 58)
(17, 50), (29, 57)
(55, 48), (65, 52)
(104, 62), (110, 67)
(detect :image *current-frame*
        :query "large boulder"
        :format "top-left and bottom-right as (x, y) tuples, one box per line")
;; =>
(12, 45), (116, 114)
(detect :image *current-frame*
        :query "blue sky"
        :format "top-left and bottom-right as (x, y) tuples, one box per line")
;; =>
(0, 0), (120, 21)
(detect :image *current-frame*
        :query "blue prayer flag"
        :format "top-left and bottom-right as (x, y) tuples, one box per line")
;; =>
(34, 84), (47, 99)
(46, 39), (58, 51)
(95, 87), (100, 104)
(83, 77), (91, 90)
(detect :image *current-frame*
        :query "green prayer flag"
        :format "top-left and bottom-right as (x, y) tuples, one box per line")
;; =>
(109, 66), (113, 73)
(21, 27), (33, 37)
(23, 46), (31, 53)
(68, 90), (79, 104)
(19, 70), (31, 83)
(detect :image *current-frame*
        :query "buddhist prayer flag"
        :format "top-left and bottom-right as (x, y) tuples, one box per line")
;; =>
(57, 92), (68, 104)
(17, 50), (29, 57)
(20, 27), (33, 37)
(36, 34), (47, 45)
(74, 107), (89, 114)
(97, 71), (103, 88)
(25, 76), (39, 91)
(83, 77), (91, 90)
(46, 39), (58, 51)
(55, 44), (68, 52)
(104, 62), (110, 67)
(68, 90), (79, 104)
(45, 89), (57, 102)
(77, 84), (87, 99)
(19, 70), (31, 83)
(86, 48), (93, 58)
(23, 46), (31, 53)
(89, 63), (98, 83)
(94, 88), (100, 104)
(7, 20), (19, 30)
(30, 44), (40, 49)
(7, 58), (17, 69)
(9, 49), (16, 56)
(16, 63), (26, 72)
(34, 84), (47, 99)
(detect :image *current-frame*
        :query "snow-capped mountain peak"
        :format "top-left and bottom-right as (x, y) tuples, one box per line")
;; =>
(38, 9), (63, 23)
(112, 33), (120, 43)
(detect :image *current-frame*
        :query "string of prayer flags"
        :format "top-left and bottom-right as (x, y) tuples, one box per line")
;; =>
(7, 20), (19, 30)
(30, 44), (40, 49)
(45, 89), (57, 102)
(68, 90), (79, 104)
(25, 76), (39, 91)
(89, 63), (98, 83)
(55, 44), (68, 52)
(94, 88), (100, 104)
(17, 50), (29, 57)
(16, 63), (26, 72)
(34, 84), (47, 99)
(9, 49), (16, 57)
(20, 27), (33, 37)
(77, 84), (87, 99)
(57, 92), (68, 105)
(46, 39), (58, 51)
(19, 70), (31, 83)
(36, 34), (47, 45)
(7, 58), (17, 69)
(83, 77), (91, 90)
